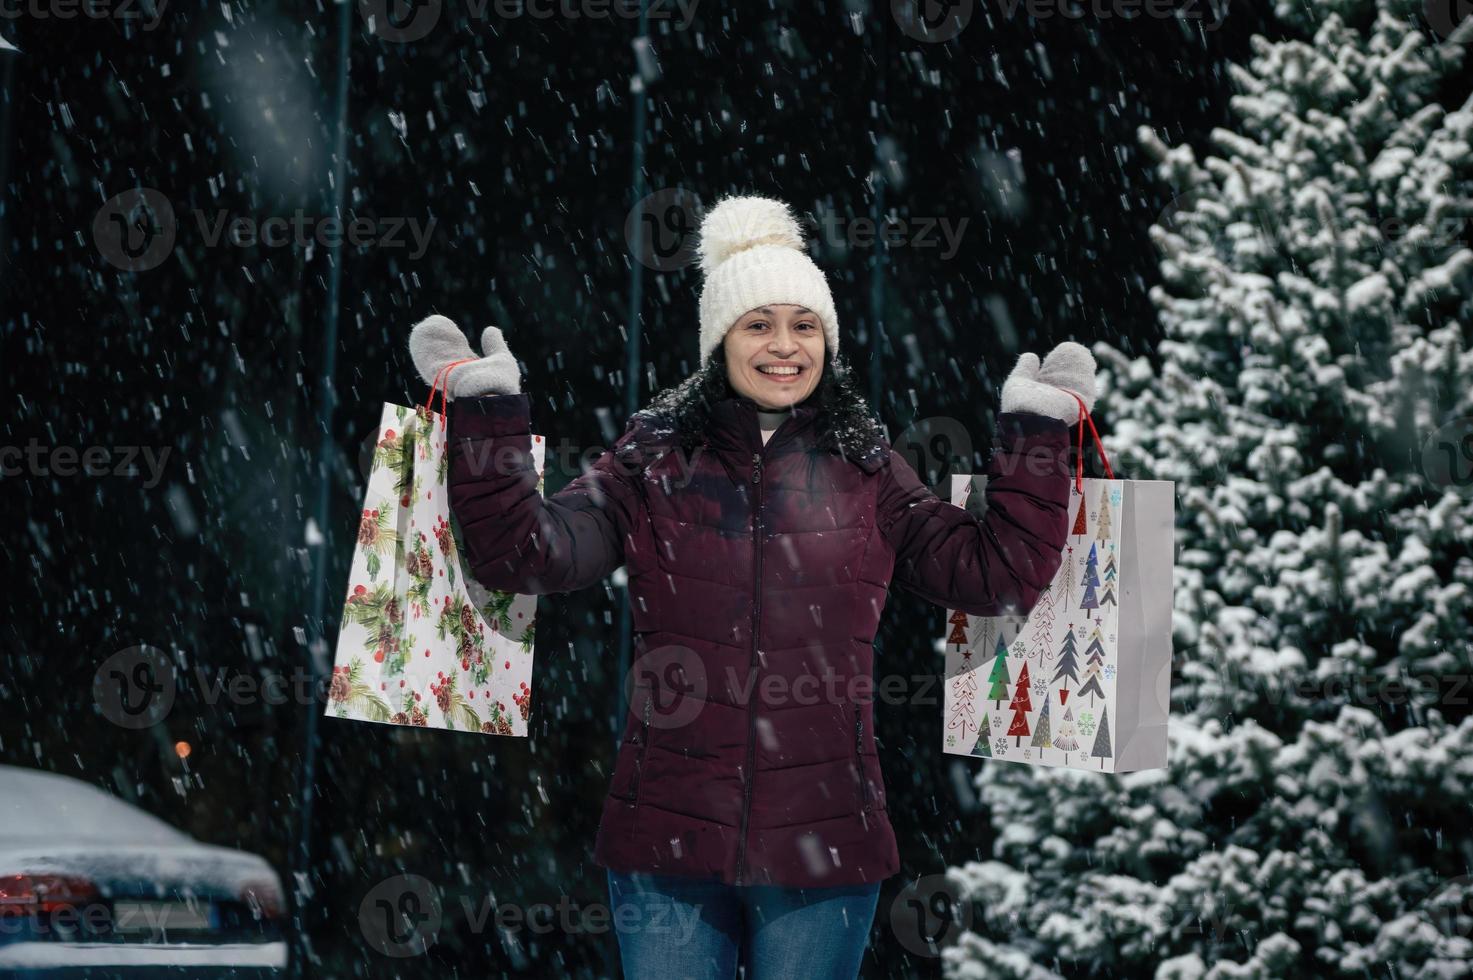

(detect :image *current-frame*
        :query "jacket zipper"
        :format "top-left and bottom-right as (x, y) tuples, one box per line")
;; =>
(735, 450), (764, 884)
(629, 692), (652, 807)
(855, 705), (871, 813)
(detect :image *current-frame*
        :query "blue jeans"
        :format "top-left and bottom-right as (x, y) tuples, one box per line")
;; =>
(606, 869), (881, 979)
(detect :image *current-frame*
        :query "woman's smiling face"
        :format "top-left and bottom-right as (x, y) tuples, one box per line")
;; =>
(722, 304), (826, 410)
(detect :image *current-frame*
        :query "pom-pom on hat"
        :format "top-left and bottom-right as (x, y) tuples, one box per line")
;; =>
(696, 195), (839, 364)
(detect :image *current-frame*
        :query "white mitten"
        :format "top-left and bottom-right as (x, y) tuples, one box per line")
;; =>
(408, 315), (521, 398)
(999, 341), (1097, 423)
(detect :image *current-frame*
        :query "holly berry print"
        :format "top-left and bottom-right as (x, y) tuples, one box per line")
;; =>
(329, 401), (545, 738)
(941, 476), (1129, 771)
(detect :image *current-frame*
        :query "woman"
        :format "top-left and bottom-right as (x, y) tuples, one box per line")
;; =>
(409, 195), (1096, 978)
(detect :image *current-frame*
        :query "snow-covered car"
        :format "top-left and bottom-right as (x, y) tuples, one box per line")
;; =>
(0, 766), (287, 978)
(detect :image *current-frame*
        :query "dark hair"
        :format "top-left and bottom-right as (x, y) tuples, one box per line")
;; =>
(636, 346), (889, 463)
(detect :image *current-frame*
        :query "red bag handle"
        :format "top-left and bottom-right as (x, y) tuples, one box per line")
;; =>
(1067, 392), (1114, 492)
(422, 358), (478, 427)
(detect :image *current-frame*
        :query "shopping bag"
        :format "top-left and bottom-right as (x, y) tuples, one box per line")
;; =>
(941, 413), (1174, 772)
(328, 395), (543, 736)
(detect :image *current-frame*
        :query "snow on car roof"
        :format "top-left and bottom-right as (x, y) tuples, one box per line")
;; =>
(0, 766), (190, 844)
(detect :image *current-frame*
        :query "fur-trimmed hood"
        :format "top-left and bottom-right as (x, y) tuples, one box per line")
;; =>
(614, 392), (891, 477)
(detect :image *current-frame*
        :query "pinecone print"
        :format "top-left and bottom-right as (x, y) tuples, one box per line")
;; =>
(407, 546), (433, 579)
(457, 634), (477, 664)
(495, 716), (512, 735)
(435, 685), (452, 715)
(329, 669), (350, 703)
(410, 708), (427, 727)
(385, 598), (404, 625)
(391, 712), (409, 725)
(357, 509), (380, 547)
(480, 721), (496, 734)
(459, 601), (477, 636)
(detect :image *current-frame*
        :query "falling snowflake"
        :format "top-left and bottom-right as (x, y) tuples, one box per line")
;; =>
(994, 738), (1010, 755)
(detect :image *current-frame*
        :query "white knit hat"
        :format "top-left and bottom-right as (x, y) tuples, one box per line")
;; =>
(696, 195), (839, 364)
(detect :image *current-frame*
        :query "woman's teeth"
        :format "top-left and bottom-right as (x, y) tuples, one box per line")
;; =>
(758, 366), (801, 375)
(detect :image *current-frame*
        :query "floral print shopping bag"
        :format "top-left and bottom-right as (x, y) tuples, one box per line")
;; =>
(328, 401), (543, 736)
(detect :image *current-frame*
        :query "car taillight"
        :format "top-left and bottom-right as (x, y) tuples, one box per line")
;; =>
(238, 879), (284, 920)
(0, 874), (100, 916)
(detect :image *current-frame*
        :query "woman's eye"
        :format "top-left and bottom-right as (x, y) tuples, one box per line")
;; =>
(796, 322), (816, 331)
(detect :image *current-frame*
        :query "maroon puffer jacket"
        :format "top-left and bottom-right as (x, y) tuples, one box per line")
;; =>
(448, 393), (1070, 888)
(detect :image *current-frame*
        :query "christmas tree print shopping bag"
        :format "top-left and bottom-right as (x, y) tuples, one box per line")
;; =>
(328, 401), (543, 736)
(941, 421), (1175, 772)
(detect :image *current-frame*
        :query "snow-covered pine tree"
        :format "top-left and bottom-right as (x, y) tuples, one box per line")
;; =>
(945, 2), (1473, 976)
